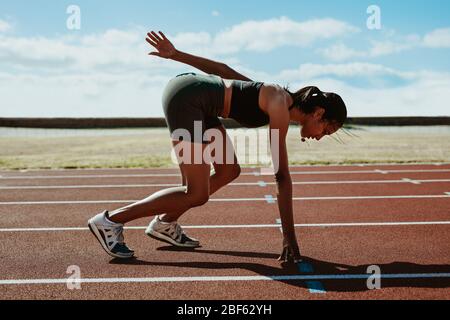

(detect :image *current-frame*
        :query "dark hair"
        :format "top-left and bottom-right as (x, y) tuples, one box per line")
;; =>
(283, 85), (347, 126)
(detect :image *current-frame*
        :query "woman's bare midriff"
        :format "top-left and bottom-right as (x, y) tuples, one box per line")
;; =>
(221, 79), (233, 118)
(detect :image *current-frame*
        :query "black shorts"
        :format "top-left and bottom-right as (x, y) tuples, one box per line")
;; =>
(162, 72), (225, 144)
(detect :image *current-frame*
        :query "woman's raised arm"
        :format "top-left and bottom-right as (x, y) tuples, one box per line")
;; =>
(146, 30), (253, 81)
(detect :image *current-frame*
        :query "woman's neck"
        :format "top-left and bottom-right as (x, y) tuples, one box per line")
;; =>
(289, 106), (307, 126)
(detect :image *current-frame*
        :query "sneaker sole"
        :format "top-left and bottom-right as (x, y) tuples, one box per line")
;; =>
(145, 228), (200, 248)
(88, 219), (134, 259)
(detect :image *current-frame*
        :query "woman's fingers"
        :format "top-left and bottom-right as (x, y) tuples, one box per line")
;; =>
(279, 244), (302, 263)
(151, 31), (162, 41)
(159, 31), (167, 40)
(278, 248), (287, 261)
(147, 32), (159, 43)
(146, 37), (158, 47)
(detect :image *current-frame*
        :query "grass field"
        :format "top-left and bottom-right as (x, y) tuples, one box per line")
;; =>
(0, 126), (449, 170)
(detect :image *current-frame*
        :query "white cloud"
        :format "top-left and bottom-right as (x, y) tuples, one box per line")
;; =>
(0, 17), (359, 72)
(275, 62), (417, 82)
(319, 43), (366, 61)
(321, 28), (449, 61)
(0, 18), (448, 118)
(274, 68), (450, 117)
(0, 72), (173, 117)
(210, 17), (358, 54)
(0, 19), (12, 32)
(369, 39), (417, 56)
(1, 62), (449, 117)
(0, 29), (178, 73)
(212, 10), (220, 17)
(423, 28), (450, 48)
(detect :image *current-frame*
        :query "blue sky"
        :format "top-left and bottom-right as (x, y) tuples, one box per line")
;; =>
(1, 0), (450, 117)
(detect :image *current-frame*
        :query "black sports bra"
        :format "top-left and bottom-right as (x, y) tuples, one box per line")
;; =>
(227, 80), (270, 128)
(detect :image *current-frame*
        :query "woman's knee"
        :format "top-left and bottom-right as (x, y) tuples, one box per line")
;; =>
(217, 164), (241, 183)
(231, 164), (241, 180)
(187, 192), (210, 207)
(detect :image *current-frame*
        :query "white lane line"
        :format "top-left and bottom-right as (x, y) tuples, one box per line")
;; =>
(1, 273), (450, 285)
(2, 178), (450, 190)
(0, 184), (181, 190)
(3, 162), (447, 172)
(275, 219), (283, 234)
(289, 162), (449, 168)
(274, 169), (450, 175)
(1, 194), (449, 205)
(2, 169), (450, 180)
(402, 178), (421, 185)
(0, 174), (182, 180)
(1, 221), (449, 232)
(292, 194), (450, 201)
(264, 195), (276, 204)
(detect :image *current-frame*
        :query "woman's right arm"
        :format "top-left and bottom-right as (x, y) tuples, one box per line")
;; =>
(146, 31), (253, 81)
(172, 50), (253, 81)
(267, 88), (301, 263)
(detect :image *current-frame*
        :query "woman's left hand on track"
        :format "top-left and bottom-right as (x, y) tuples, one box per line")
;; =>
(146, 30), (177, 59)
(278, 240), (301, 264)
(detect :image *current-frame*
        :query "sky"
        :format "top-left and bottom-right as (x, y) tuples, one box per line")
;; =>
(1, 0), (450, 117)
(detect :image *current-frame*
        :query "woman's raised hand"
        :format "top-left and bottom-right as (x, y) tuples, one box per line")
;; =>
(146, 31), (177, 59)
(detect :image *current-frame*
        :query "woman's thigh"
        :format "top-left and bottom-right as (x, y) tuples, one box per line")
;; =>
(172, 140), (211, 196)
(206, 124), (240, 174)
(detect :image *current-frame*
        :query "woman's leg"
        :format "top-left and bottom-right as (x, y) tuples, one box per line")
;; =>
(158, 125), (241, 222)
(108, 140), (211, 224)
(209, 124), (241, 195)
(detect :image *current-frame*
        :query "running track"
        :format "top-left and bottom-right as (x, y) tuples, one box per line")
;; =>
(0, 163), (449, 300)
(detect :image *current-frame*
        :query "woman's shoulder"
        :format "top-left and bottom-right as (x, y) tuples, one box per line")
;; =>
(259, 83), (291, 113)
(260, 83), (291, 102)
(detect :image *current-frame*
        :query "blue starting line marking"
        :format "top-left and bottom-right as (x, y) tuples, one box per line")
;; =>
(297, 262), (327, 294)
(274, 221), (326, 293)
(264, 195), (276, 203)
(257, 181), (267, 187)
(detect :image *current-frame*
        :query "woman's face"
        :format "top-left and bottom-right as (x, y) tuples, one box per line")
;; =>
(300, 107), (340, 141)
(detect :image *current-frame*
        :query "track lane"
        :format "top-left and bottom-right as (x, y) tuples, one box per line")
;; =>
(0, 197), (449, 229)
(1, 164), (449, 300)
(0, 225), (449, 299)
(1, 179), (450, 202)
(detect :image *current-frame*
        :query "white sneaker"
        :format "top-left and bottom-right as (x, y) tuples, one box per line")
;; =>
(145, 216), (200, 248)
(88, 211), (134, 259)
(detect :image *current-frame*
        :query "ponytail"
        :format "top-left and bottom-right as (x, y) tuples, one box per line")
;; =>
(284, 85), (347, 126)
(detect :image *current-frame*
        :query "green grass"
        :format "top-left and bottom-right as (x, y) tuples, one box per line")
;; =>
(0, 126), (449, 170)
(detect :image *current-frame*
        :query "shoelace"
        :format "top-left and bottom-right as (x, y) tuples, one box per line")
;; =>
(112, 225), (125, 244)
(164, 222), (183, 241)
(174, 223), (183, 240)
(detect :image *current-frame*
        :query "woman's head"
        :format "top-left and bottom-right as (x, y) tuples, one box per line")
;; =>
(284, 86), (347, 141)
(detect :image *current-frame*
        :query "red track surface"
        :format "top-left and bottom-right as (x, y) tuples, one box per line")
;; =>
(0, 163), (449, 300)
